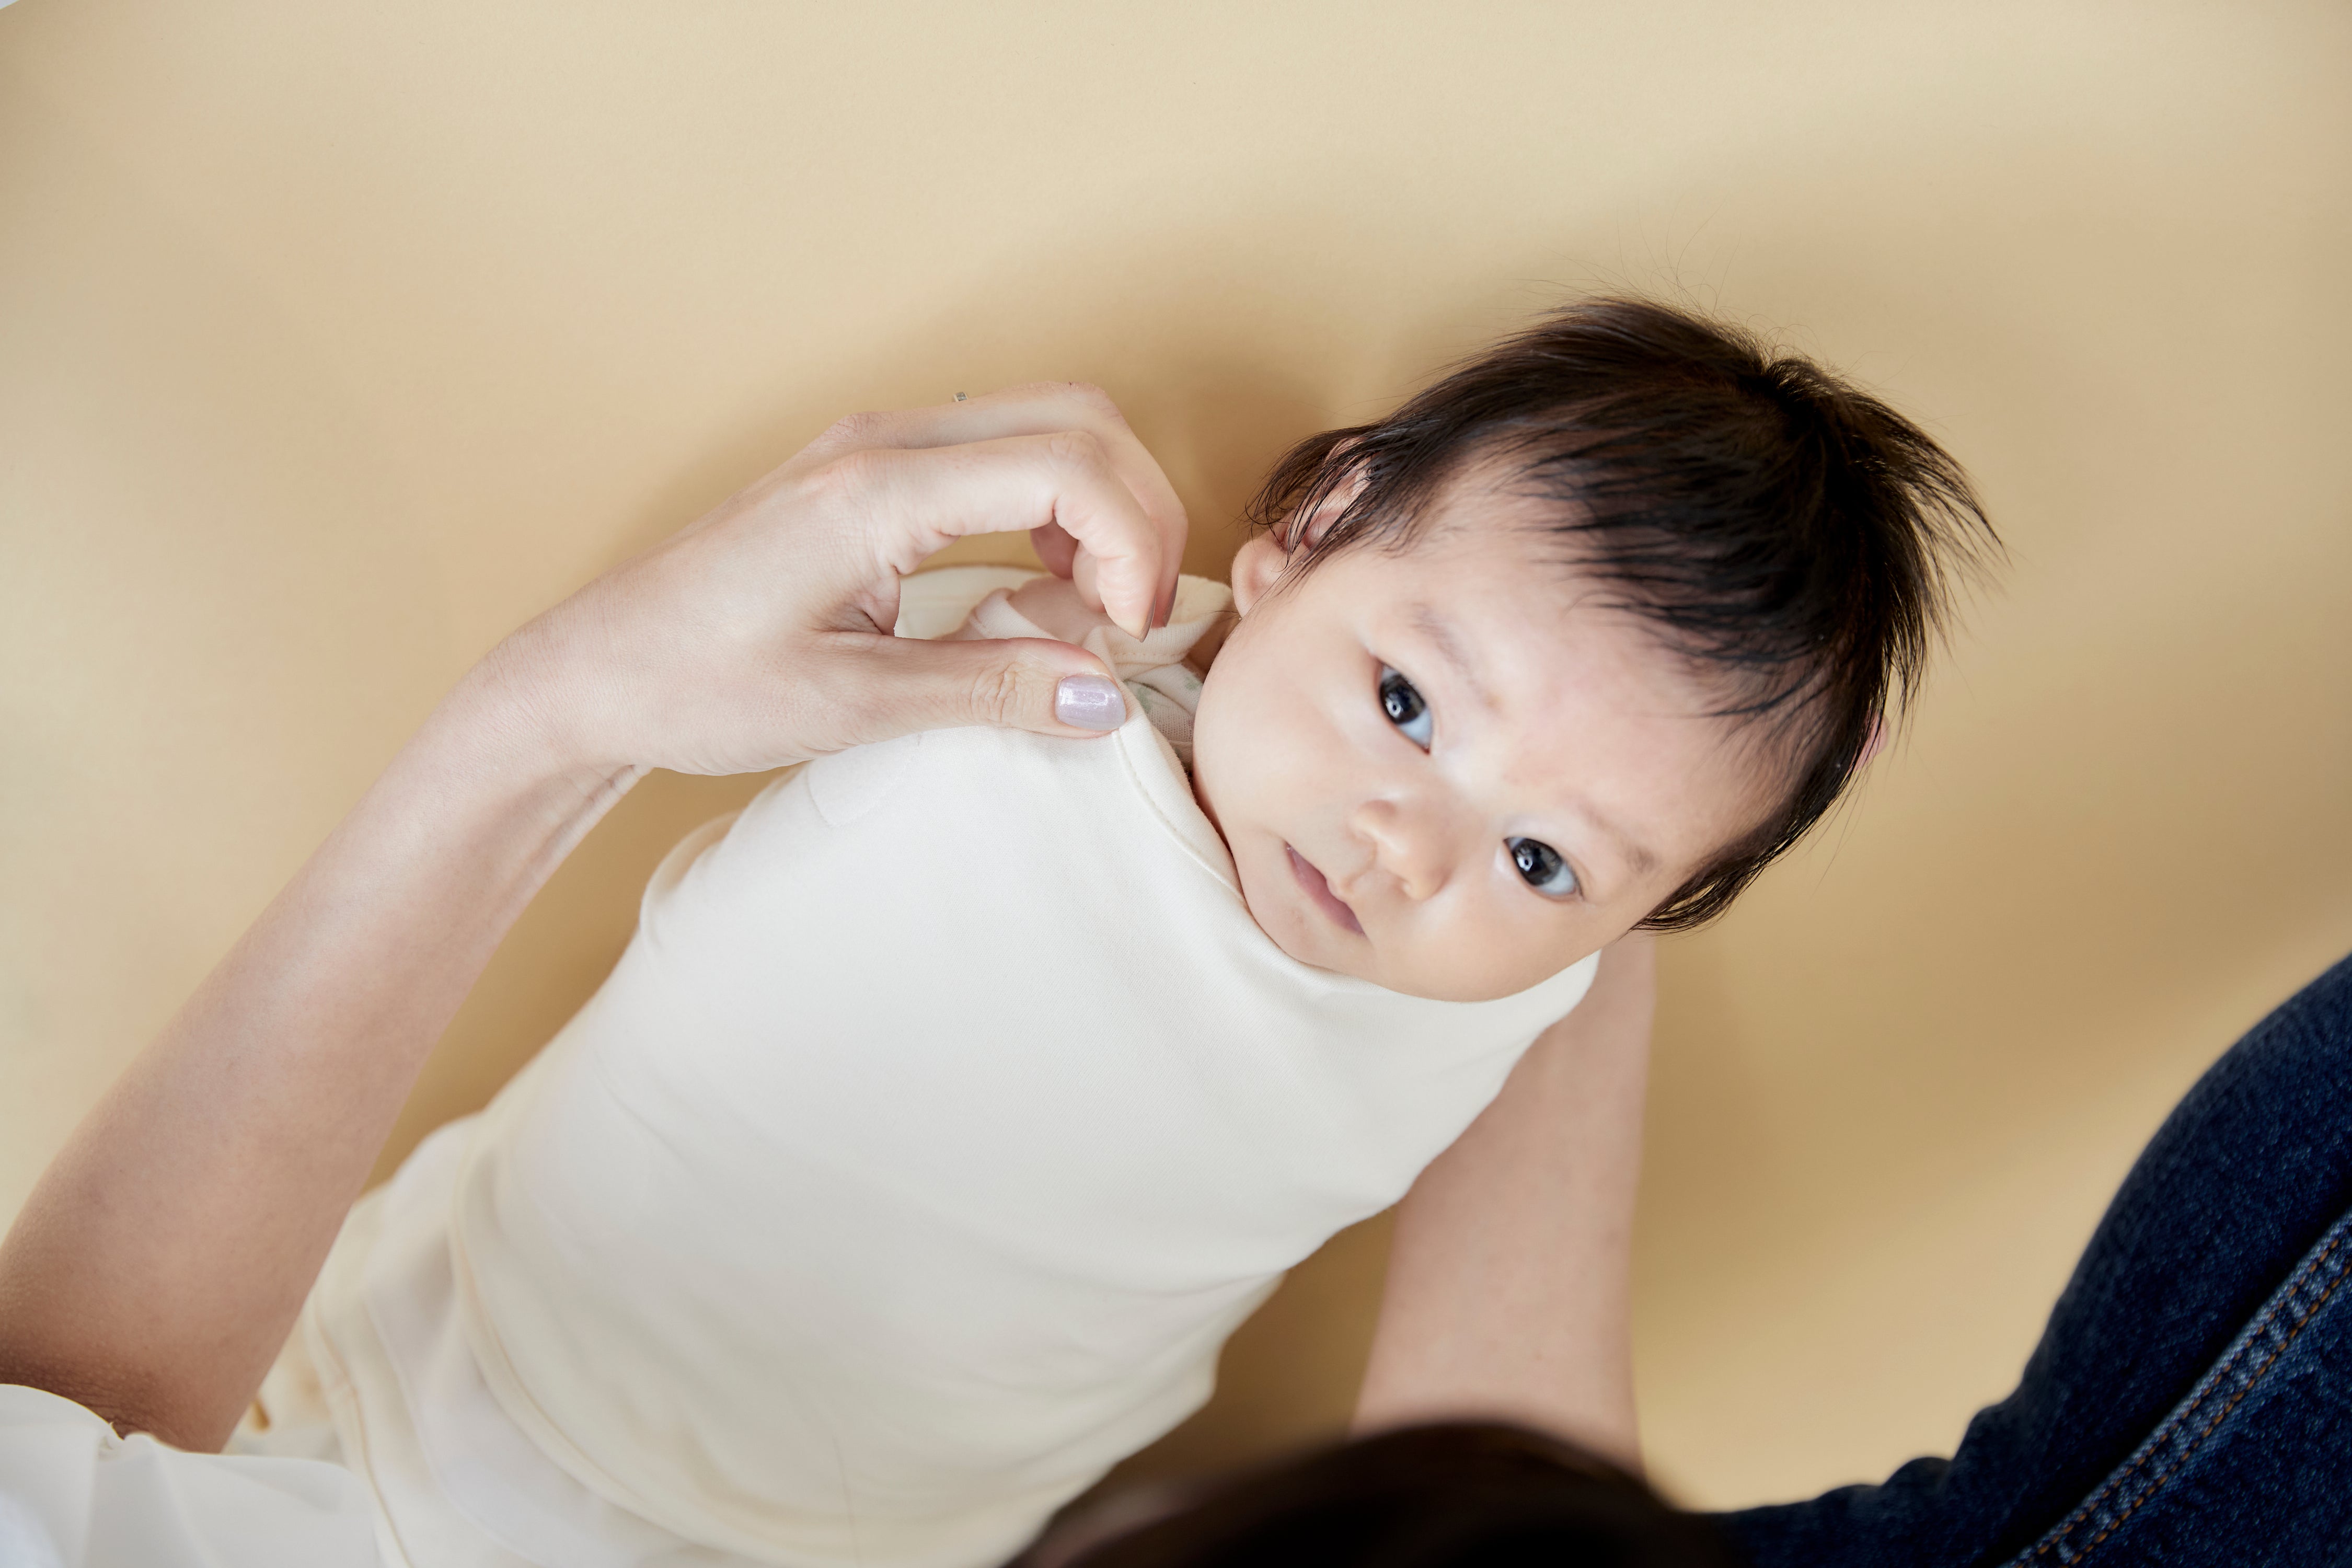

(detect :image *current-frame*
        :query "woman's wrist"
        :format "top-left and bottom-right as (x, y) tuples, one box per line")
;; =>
(422, 619), (654, 819)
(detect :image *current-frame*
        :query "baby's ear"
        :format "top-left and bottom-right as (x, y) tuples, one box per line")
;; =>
(1228, 533), (1289, 616)
(1231, 462), (1368, 615)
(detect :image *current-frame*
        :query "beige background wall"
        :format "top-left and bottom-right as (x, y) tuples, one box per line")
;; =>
(4, 0), (2348, 1513)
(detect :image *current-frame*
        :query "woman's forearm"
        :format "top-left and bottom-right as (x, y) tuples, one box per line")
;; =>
(0, 665), (633, 1450)
(0, 384), (1185, 1454)
(1353, 933), (1655, 1470)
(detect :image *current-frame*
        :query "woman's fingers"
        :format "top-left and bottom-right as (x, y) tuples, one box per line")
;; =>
(812, 383), (1187, 623)
(846, 433), (1170, 639)
(1028, 521), (1081, 582)
(516, 385), (1186, 774)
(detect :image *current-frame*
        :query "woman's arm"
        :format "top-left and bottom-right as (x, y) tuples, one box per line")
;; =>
(0, 682), (630, 1451)
(1353, 932), (1656, 1471)
(0, 383), (1187, 1451)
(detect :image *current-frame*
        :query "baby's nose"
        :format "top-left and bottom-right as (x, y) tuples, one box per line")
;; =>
(1347, 797), (1454, 902)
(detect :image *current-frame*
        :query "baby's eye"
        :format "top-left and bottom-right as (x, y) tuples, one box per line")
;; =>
(1508, 837), (1579, 898)
(1378, 666), (1434, 750)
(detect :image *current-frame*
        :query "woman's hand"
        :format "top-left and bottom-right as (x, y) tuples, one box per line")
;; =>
(479, 381), (1188, 780)
(0, 382), (1186, 1450)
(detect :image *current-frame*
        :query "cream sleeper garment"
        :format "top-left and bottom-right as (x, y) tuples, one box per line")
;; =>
(296, 568), (1599, 1568)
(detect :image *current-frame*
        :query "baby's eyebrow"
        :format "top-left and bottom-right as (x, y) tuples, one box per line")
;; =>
(1409, 603), (1497, 714)
(1593, 812), (1662, 881)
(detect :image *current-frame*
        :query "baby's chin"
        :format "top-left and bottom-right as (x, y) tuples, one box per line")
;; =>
(1222, 877), (1505, 1004)
(1365, 950), (1596, 1004)
(1216, 829), (1376, 985)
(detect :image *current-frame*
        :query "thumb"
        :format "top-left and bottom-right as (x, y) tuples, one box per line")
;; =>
(841, 634), (1132, 746)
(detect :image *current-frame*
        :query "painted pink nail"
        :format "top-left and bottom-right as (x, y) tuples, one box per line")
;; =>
(1055, 675), (1125, 731)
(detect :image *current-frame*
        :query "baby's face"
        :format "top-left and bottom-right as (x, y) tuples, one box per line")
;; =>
(1190, 479), (1769, 1002)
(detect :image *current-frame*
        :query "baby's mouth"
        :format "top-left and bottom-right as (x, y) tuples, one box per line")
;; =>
(1285, 845), (1364, 936)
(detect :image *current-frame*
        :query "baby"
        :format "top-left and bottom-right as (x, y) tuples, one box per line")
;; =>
(281, 299), (1987, 1568)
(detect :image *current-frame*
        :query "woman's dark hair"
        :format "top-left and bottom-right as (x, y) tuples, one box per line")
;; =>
(1024, 1423), (1740, 1568)
(1248, 297), (1997, 930)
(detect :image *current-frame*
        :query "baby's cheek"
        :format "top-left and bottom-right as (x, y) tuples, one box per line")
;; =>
(1400, 903), (1579, 1003)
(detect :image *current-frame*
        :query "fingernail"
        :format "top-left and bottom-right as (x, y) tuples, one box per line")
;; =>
(1055, 674), (1126, 731)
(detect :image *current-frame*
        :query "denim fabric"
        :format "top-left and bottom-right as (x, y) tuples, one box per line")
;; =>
(1720, 953), (2352, 1568)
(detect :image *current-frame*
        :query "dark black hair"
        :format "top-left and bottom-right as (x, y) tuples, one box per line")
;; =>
(1248, 297), (1996, 930)
(1025, 1423), (1741, 1568)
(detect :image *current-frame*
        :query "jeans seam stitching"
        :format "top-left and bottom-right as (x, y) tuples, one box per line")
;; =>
(2017, 1223), (2351, 1565)
(2058, 1254), (2345, 1562)
(2057, 1231), (2337, 1532)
